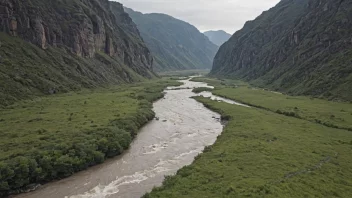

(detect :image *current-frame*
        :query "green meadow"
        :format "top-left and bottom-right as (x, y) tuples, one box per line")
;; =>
(145, 77), (352, 197)
(0, 78), (180, 195)
(145, 97), (352, 198)
(193, 77), (352, 131)
(214, 87), (352, 131)
(157, 69), (210, 77)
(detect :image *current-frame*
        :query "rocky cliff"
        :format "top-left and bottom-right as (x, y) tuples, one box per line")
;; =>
(125, 8), (218, 72)
(204, 30), (231, 46)
(212, 0), (352, 101)
(0, 0), (155, 106)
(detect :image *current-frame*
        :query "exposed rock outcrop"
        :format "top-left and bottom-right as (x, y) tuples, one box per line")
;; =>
(0, 0), (153, 71)
(0, 0), (152, 65)
(0, 0), (156, 105)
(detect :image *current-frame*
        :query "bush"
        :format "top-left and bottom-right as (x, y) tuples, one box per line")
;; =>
(192, 87), (213, 93)
(276, 110), (300, 118)
(203, 146), (212, 153)
(0, 78), (180, 195)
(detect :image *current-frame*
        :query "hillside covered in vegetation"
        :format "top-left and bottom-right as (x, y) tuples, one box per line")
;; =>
(0, 0), (155, 106)
(212, 0), (352, 101)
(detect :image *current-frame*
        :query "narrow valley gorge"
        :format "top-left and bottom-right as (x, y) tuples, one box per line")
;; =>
(0, 0), (351, 197)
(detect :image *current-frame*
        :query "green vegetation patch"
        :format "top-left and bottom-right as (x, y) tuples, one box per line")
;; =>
(194, 78), (352, 131)
(0, 32), (151, 107)
(191, 77), (248, 87)
(0, 78), (180, 196)
(213, 87), (352, 131)
(145, 97), (352, 198)
(191, 87), (214, 94)
(158, 70), (210, 77)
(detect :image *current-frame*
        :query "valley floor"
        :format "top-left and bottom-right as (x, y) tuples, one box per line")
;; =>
(0, 78), (180, 196)
(157, 69), (210, 77)
(144, 78), (352, 197)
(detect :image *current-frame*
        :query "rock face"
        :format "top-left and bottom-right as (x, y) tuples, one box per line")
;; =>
(212, 0), (352, 101)
(204, 30), (231, 46)
(0, 0), (155, 105)
(125, 8), (218, 72)
(0, 0), (153, 66)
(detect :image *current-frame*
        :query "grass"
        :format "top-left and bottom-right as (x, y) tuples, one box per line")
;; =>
(145, 77), (352, 197)
(192, 87), (213, 94)
(193, 78), (352, 131)
(0, 29), (153, 107)
(144, 97), (352, 198)
(158, 70), (210, 77)
(191, 77), (248, 87)
(213, 87), (352, 131)
(0, 78), (181, 196)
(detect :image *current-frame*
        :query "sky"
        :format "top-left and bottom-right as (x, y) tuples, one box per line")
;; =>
(117, 0), (281, 34)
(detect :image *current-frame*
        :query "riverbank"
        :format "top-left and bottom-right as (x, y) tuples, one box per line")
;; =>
(0, 78), (180, 197)
(192, 77), (352, 131)
(11, 77), (230, 198)
(157, 69), (210, 77)
(144, 78), (352, 197)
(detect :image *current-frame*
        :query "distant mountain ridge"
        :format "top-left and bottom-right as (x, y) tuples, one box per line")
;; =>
(212, 0), (352, 101)
(125, 8), (218, 72)
(204, 30), (231, 46)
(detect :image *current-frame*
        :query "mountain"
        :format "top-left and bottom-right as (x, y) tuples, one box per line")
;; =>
(0, 0), (155, 106)
(204, 30), (231, 46)
(125, 8), (218, 72)
(212, 0), (352, 101)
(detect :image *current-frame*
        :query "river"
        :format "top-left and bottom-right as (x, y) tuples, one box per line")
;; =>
(15, 77), (245, 198)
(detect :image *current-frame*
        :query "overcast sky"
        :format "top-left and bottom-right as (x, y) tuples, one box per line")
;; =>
(117, 0), (281, 34)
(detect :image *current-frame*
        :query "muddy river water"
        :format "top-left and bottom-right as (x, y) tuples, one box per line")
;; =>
(15, 77), (246, 198)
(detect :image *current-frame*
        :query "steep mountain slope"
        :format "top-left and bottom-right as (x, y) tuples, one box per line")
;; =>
(125, 8), (218, 72)
(212, 0), (352, 101)
(204, 30), (231, 46)
(0, 0), (155, 106)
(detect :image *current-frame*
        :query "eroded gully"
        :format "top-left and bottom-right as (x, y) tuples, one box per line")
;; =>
(15, 77), (247, 198)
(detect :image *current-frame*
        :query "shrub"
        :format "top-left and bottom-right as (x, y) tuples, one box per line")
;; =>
(192, 87), (213, 93)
